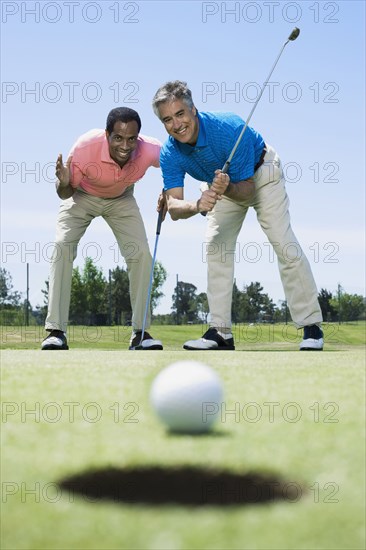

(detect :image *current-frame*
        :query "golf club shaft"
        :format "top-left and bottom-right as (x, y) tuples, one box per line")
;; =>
(139, 207), (164, 343)
(202, 27), (300, 215)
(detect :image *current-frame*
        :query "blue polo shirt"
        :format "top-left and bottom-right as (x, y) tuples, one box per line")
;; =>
(160, 111), (265, 190)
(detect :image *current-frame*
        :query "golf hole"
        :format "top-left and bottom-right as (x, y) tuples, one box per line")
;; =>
(58, 465), (306, 507)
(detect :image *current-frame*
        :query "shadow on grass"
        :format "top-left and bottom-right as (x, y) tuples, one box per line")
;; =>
(166, 429), (229, 438)
(58, 465), (305, 507)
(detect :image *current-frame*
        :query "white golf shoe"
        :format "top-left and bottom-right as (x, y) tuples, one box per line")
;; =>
(41, 330), (69, 350)
(299, 325), (324, 351)
(183, 327), (235, 350)
(129, 331), (163, 350)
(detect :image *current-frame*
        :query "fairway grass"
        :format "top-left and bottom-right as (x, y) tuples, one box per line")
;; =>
(1, 347), (365, 549)
(1, 321), (365, 350)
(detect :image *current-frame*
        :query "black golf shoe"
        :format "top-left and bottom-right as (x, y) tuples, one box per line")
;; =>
(41, 330), (69, 350)
(183, 327), (235, 350)
(129, 331), (163, 350)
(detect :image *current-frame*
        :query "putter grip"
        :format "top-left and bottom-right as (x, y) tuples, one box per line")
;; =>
(200, 161), (230, 217)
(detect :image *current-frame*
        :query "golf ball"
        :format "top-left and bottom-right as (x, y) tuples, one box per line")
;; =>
(150, 360), (223, 433)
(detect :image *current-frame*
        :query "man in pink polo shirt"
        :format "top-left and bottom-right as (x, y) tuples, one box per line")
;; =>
(42, 107), (163, 351)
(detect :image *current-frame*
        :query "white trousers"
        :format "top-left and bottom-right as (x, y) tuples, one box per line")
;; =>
(45, 187), (152, 333)
(205, 144), (323, 330)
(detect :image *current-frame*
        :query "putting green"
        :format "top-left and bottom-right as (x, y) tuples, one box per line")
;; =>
(1, 349), (365, 549)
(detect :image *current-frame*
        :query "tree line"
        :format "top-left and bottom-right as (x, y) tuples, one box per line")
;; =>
(0, 262), (365, 326)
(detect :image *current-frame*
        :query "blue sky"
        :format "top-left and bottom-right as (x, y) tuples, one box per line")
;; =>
(1, 0), (365, 315)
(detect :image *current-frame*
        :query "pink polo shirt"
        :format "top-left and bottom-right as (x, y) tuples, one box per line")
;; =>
(68, 129), (161, 198)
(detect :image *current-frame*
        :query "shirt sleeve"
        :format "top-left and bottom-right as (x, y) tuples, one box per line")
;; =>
(67, 143), (84, 188)
(160, 145), (186, 190)
(152, 142), (161, 168)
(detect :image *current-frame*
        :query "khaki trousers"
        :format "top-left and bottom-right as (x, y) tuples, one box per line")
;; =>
(45, 186), (152, 333)
(205, 144), (323, 330)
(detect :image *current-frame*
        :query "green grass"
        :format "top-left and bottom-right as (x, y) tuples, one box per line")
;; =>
(1, 321), (365, 350)
(1, 340), (365, 549)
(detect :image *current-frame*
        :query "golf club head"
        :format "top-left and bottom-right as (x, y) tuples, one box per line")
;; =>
(288, 27), (300, 41)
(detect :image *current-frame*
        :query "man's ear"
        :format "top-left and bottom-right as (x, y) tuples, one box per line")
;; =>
(105, 130), (110, 139)
(192, 106), (197, 117)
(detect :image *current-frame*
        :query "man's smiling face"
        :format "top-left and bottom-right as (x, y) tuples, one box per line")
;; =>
(106, 120), (139, 167)
(158, 100), (199, 146)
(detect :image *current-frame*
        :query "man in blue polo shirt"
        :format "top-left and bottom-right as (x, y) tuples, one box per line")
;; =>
(152, 80), (323, 351)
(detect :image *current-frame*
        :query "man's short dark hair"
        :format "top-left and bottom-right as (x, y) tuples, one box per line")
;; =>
(106, 107), (141, 134)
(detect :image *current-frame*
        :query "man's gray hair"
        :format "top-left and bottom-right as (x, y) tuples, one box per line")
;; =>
(152, 80), (194, 118)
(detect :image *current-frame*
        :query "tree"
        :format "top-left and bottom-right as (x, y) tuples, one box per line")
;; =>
(109, 266), (131, 325)
(68, 258), (107, 325)
(240, 282), (275, 322)
(42, 257), (167, 326)
(196, 292), (209, 323)
(274, 300), (291, 323)
(231, 281), (276, 323)
(231, 280), (242, 324)
(245, 282), (266, 321)
(318, 288), (337, 322)
(110, 261), (167, 324)
(153, 313), (175, 325)
(69, 266), (88, 324)
(41, 279), (49, 309)
(0, 268), (21, 307)
(82, 258), (107, 324)
(172, 281), (199, 324)
(330, 288), (365, 322)
(260, 292), (276, 322)
(151, 261), (168, 314)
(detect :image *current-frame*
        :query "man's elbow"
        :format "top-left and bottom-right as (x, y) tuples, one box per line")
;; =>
(56, 183), (75, 200)
(168, 208), (180, 221)
(166, 199), (181, 221)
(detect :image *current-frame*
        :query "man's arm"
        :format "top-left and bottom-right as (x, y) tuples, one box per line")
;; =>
(55, 153), (75, 199)
(210, 170), (256, 202)
(224, 178), (256, 202)
(165, 187), (218, 221)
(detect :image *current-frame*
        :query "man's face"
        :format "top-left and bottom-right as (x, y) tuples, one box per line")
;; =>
(158, 100), (199, 145)
(106, 120), (139, 166)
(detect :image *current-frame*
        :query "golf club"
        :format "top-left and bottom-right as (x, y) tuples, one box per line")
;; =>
(135, 207), (164, 349)
(201, 27), (300, 216)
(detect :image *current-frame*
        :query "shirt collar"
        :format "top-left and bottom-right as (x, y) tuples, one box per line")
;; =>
(176, 111), (207, 156)
(101, 135), (114, 163)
